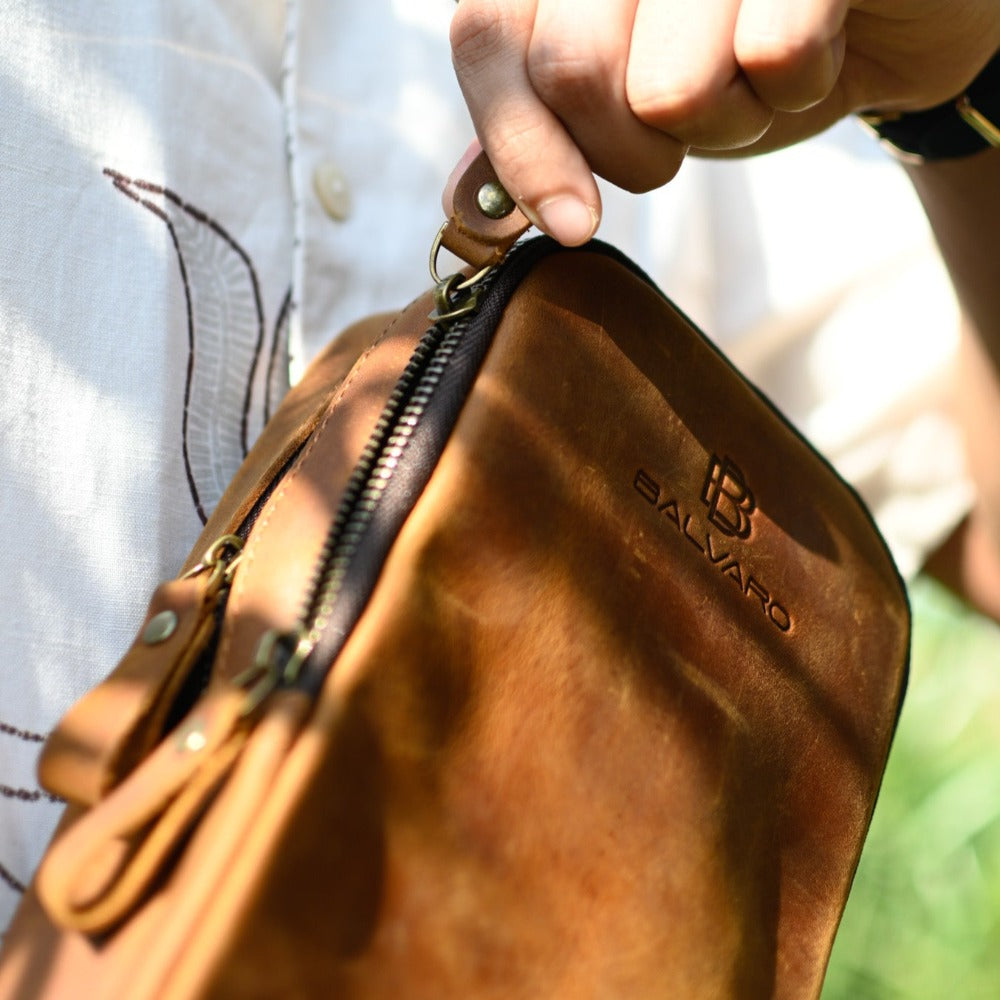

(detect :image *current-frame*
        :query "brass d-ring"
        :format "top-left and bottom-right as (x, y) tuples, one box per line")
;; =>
(428, 222), (494, 289)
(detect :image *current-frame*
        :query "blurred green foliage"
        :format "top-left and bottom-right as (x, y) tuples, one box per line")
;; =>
(824, 576), (1000, 999)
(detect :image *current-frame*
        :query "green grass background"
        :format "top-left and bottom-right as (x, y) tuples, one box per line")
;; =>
(823, 576), (1000, 998)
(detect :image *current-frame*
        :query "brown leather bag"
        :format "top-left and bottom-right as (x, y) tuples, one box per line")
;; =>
(0, 157), (909, 999)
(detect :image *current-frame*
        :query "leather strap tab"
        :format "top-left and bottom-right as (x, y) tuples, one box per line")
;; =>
(36, 314), (393, 809)
(35, 686), (250, 934)
(38, 575), (220, 806)
(439, 151), (531, 269)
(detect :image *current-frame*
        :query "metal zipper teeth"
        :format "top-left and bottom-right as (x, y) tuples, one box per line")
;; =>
(285, 235), (579, 655)
(278, 236), (559, 697)
(299, 319), (467, 650)
(163, 443), (310, 736)
(268, 229), (905, 699)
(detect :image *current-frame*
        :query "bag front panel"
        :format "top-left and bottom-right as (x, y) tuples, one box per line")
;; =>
(192, 251), (907, 999)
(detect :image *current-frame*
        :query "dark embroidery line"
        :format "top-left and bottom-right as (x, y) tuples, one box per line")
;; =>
(116, 183), (204, 521)
(1, 783), (62, 805)
(104, 168), (272, 523)
(0, 721), (46, 744)
(266, 286), (293, 424)
(0, 860), (26, 895)
(105, 169), (267, 456)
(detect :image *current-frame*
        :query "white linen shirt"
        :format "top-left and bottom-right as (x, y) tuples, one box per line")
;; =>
(0, 0), (968, 933)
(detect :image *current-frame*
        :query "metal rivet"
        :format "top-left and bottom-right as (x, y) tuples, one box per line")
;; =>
(143, 610), (179, 645)
(175, 720), (208, 754)
(476, 181), (516, 220)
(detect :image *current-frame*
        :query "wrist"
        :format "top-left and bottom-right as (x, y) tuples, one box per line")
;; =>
(859, 50), (1000, 162)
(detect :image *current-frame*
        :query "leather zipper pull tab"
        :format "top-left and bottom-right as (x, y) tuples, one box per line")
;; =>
(437, 151), (531, 270)
(39, 570), (227, 806)
(35, 685), (248, 934)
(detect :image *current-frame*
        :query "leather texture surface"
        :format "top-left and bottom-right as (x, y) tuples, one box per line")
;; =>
(0, 247), (908, 1000)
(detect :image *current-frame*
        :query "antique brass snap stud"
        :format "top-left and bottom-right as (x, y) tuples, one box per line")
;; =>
(143, 610), (179, 645)
(476, 181), (516, 220)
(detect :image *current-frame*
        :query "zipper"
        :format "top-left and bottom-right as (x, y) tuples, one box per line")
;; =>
(231, 236), (561, 714)
(195, 234), (673, 718)
(160, 443), (308, 736)
(153, 218), (912, 762)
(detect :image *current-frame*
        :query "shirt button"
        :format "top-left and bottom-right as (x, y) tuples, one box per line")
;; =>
(313, 161), (352, 222)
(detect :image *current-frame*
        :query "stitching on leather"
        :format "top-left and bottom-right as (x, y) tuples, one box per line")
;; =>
(215, 303), (424, 677)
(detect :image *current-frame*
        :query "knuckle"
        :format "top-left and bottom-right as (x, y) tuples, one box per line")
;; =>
(736, 31), (839, 112)
(450, 0), (518, 71)
(526, 36), (617, 112)
(737, 29), (823, 74)
(582, 130), (685, 194)
(626, 70), (712, 130)
(614, 158), (683, 194)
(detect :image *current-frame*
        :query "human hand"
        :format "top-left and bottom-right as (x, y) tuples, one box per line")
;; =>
(450, 0), (1000, 244)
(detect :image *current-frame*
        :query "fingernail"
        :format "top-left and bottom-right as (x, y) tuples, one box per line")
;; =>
(534, 195), (598, 246)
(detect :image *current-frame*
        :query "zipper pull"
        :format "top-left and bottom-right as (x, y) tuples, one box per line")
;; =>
(429, 152), (531, 323)
(428, 271), (483, 324)
(181, 533), (245, 589)
(435, 150), (530, 272)
(232, 626), (313, 717)
(39, 532), (247, 806)
(36, 684), (250, 934)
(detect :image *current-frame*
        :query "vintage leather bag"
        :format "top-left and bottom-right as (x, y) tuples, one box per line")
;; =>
(0, 157), (909, 999)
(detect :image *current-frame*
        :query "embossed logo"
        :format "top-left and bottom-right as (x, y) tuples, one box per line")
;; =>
(633, 461), (792, 634)
(701, 455), (755, 539)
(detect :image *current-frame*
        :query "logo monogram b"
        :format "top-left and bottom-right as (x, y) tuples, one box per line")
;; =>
(701, 455), (756, 539)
